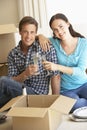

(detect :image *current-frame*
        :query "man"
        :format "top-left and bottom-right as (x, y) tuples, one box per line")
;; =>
(0, 16), (60, 108)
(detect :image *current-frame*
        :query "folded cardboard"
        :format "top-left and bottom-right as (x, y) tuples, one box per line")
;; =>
(0, 63), (8, 76)
(0, 95), (76, 130)
(0, 24), (17, 34)
(0, 24), (17, 63)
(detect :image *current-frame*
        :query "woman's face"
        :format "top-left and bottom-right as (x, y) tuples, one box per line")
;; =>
(51, 19), (70, 40)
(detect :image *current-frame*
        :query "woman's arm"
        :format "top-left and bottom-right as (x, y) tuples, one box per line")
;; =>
(43, 61), (73, 75)
(36, 34), (51, 51)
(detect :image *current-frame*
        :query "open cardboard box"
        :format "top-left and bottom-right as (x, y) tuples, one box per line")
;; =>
(0, 95), (76, 130)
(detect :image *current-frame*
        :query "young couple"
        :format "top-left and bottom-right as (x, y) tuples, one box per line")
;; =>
(0, 13), (87, 113)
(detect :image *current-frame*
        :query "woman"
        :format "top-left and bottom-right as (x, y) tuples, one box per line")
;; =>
(39, 13), (87, 113)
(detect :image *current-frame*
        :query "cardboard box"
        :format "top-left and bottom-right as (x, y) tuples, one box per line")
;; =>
(0, 95), (76, 130)
(0, 24), (17, 35)
(0, 63), (8, 76)
(0, 24), (17, 63)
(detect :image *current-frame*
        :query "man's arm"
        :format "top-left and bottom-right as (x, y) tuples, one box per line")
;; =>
(12, 70), (28, 82)
(50, 75), (61, 95)
(12, 64), (38, 82)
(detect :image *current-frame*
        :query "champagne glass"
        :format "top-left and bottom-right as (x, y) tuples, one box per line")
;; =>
(42, 54), (50, 77)
(32, 52), (40, 75)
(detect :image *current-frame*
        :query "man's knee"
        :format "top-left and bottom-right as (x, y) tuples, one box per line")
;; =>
(0, 76), (9, 85)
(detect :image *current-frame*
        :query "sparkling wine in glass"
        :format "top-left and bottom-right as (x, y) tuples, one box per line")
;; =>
(32, 52), (40, 75)
(42, 54), (50, 77)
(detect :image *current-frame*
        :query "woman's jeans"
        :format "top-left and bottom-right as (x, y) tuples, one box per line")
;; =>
(0, 76), (36, 108)
(61, 83), (87, 113)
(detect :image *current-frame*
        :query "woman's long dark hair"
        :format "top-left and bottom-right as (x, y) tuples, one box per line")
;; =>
(49, 13), (85, 38)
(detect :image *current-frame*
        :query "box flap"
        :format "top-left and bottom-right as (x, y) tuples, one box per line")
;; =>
(7, 107), (47, 118)
(50, 95), (76, 114)
(0, 24), (17, 34)
(0, 96), (24, 112)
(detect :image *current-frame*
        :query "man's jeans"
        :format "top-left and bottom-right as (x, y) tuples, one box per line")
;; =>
(61, 82), (87, 113)
(0, 76), (36, 108)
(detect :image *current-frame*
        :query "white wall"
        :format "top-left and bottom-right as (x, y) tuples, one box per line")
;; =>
(46, 0), (87, 24)
(46, 0), (87, 37)
(0, 0), (19, 25)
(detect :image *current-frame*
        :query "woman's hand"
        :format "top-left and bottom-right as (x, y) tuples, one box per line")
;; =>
(43, 61), (58, 71)
(38, 34), (51, 51)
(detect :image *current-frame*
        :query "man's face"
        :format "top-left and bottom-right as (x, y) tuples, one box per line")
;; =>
(19, 23), (37, 47)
